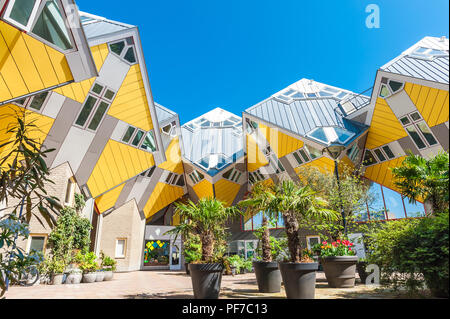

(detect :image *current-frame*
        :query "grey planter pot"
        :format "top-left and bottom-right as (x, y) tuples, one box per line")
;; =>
(253, 261), (281, 293)
(65, 273), (82, 284)
(82, 272), (97, 283)
(96, 271), (105, 282)
(103, 271), (114, 281)
(279, 262), (318, 299)
(51, 274), (64, 285)
(321, 256), (358, 288)
(188, 263), (223, 299)
(185, 263), (190, 275)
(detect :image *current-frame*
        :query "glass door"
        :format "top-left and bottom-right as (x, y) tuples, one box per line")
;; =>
(169, 241), (181, 270)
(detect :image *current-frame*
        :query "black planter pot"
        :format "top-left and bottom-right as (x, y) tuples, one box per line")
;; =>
(356, 261), (368, 284)
(279, 262), (318, 299)
(321, 256), (358, 288)
(185, 263), (190, 275)
(188, 263), (224, 299)
(253, 261), (281, 293)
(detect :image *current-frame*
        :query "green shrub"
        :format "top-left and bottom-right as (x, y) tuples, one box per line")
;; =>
(183, 235), (202, 264)
(75, 251), (98, 273)
(100, 251), (117, 271)
(363, 214), (449, 297)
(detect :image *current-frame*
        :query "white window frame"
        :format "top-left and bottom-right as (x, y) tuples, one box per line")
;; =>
(74, 82), (116, 132)
(306, 235), (320, 250)
(188, 170), (204, 185)
(108, 38), (138, 65)
(3, 0), (42, 32)
(26, 234), (48, 254)
(12, 91), (52, 113)
(115, 238), (127, 258)
(379, 79), (405, 98)
(362, 149), (379, 167)
(347, 143), (361, 162)
(399, 111), (439, 150)
(223, 167), (242, 184)
(248, 169), (266, 185)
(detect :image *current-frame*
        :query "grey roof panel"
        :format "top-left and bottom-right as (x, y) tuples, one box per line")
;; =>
(155, 102), (177, 125)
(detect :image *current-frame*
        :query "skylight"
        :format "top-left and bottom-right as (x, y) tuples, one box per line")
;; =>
(307, 127), (355, 145)
(409, 46), (448, 60)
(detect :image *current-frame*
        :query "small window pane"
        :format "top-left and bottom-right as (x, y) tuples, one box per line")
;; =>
(176, 176), (185, 187)
(122, 126), (136, 143)
(403, 197), (426, 218)
(223, 169), (233, 179)
(32, 0), (73, 50)
(15, 98), (27, 106)
(382, 146), (395, 159)
(388, 81), (403, 93)
(165, 173), (173, 184)
(29, 236), (45, 253)
(29, 92), (49, 110)
(132, 130), (145, 146)
(305, 145), (322, 159)
(92, 83), (103, 95)
(116, 239), (125, 257)
(76, 96), (97, 126)
(110, 41), (125, 55)
(379, 85), (390, 98)
(299, 149), (310, 162)
(293, 152), (303, 165)
(406, 126), (426, 149)
(87, 101), (109, 131)
(104, 89), (115, 100)
(410, 112), (421, 121)
(9, 0), (37, 26)
(140, 131), (156, 152)
(374, 149), (386, 162)
(124, 47), (136, 63)
(400, 116), (410, 125)
(363, 150), (377, 166)
(416, 122), (438, 146)
(367, 182), (386, 220)
(383, 187), (406, 219)
(147, 166), (156, 178)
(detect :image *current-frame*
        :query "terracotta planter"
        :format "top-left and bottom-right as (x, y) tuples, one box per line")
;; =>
(253, 261), (281, 293)
(279, 262), (318, 299)
(103, 270), (114, 281)
(321, 256), (358, 288)
(189, 263), (223, 299)
(82, 272), (97, 283)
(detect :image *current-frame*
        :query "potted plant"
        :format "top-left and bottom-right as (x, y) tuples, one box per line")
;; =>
(226, 254), (243, 275)
(270, 180), (337, 299)
(314, 239), (358, 288)
(100, 252), (117, 281)
(47, 257), (66, 285)
(171, 198), (241, 299)
(238, 181), (282, 293)
(183, 236), (202, 275)
(76, 251), (98, 283)
(65, 267), (82, 284)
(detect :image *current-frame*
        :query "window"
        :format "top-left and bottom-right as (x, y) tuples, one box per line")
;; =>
(346, 144), (361, 162)
(306, 236), (320, 250)
(242, 212), (284, 231)
(132, 130), (145, 146)
(362, 150), (377, 166)
(409, 46), (448, 60)
(248, 169), (266, 185)
(13, 91), (50, 112)
(120, 126), (157, 153)
(27, 235), (46, 253)
(75, 83), (116, 131)
(291, 145), (322, 166)
(31, 0), (73, 51)
(64, 177), (75, 206)
(373, 149), (386, 162)
(140, 166), (156, 178)
(245, 118), (258, 134)
(188, 170), (204, 184)
(161, 121), (177, 137)
(108, 38), (137, 65)
(115, 239), (126, 258)
(379, 79), (404, 98)
(223, 168), (242, 183)
(122, 126), (136, 143)
(399, 111), (438, 149)
(140, 131), (156, 152)
(3, 0), (41, 31)
(305, 145), (322, 160)
(307, 127), (355, 145)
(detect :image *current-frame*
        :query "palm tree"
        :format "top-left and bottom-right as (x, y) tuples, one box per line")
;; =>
(172, 198), (240, 262)
(238, 181), (276, 262)
(270, 180), (337, 263)
(391, 152), (449, 215)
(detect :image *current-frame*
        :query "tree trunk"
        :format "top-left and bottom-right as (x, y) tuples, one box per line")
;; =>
(261, 215), (272, 262)
(283, 212), (301, 263)
(201, 231), (215, 262)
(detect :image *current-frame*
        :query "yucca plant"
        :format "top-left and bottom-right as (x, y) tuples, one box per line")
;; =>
(238, 181), (277, 262)
(270, 180), (338, 263)
(171, 198), (241, 262)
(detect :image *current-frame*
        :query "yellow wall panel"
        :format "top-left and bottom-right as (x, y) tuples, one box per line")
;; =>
(429, 89), (449, 127)
(214, 179), (241, 206)
(363, 156), (406, 192)
(246, 134), (269, 172)
(107, 65), (154, 132)
(158, 138), (184, 174)
(0, 74), (12, 101)
(0, 105), (54, 167)
(90, 43), (109, 72)
(87, 140), (155, 198)
(192, 179), (214, 199)
(297, 156), (335, 176)
(143, 182), (184, 218)
(258, 123), (304, 158)
(95, 183), (125, 213)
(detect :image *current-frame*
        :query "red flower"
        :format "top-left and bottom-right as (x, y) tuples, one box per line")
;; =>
(337, 239), (341, 244)
(332, 242), (338, 247)
(322, 241), (327, 245)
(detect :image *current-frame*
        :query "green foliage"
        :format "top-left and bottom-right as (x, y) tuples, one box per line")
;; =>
(391, 152), (449, 214)
(75, 251), (98, 273)
(100, 251), (117, 271)
(226, 254), (253, 274)
(45, 256), (66, 274)
(297, 164), (371, 240)
(171, 198), (242, 262)
(183, 235), (202, 263)
(253, 220), (288, 261)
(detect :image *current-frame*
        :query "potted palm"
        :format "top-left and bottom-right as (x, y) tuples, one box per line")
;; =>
(314, 239), (358, 288)
(171, 198), (241, 299)
(238, 181), (281, 293)
(183, 236), (202, 275)
(271, 180), (337, 299)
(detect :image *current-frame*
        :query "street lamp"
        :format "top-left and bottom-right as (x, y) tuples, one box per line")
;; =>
(323, 143), (348, 237)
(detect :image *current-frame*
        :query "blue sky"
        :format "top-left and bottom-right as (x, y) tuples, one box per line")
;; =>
(78, 0), (449, 124)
